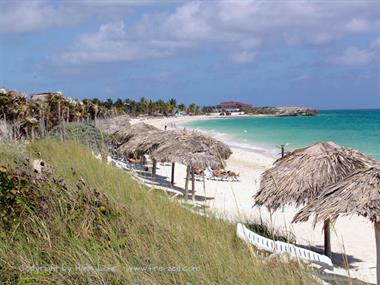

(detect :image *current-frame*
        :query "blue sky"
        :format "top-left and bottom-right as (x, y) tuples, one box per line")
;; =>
(0, 0), (379, 109)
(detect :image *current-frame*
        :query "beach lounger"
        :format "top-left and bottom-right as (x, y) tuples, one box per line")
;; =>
(136, 176), (183, 199)
(204, 167), (241, 182)
(236, 223), (333, 270)
(107, 157), (182, 199)
(109, 158), (136, 172)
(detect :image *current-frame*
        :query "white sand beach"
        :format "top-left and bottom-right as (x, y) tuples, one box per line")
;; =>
(131, 115), (376, 284)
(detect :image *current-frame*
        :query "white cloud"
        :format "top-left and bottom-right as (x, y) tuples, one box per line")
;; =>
(345, 18), (372, 33)
(53, 0), (380, 64)
(329, 38), (380, 66)
(370, 37), (380, 49)
(329, 47), (373, 65)
(58, 21), (172, 64)
(0, 0), (166, 33)
(0, 1), (58, 33)
(230, 51), (256, 64)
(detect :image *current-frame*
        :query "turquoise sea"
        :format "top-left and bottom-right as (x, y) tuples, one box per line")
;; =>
(185, 110), (380, 161)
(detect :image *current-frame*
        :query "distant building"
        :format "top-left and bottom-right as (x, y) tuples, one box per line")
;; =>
(30, 93), (51, 102)
(216, 101), (252, 112)
(31, 92), (62, 103)
(175, 110), (185, 117)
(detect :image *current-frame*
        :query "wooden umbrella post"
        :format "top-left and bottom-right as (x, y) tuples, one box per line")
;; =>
(191, 166), (196, 201)
(323, 219), (332, 258)
(171, 162), (175, 186)
(203, 171), (206, 202)
(375, 221), (380, 284)
(152, 159), (157, 177)
(184, 165), (190, 200)
(280, 144), (285, 158)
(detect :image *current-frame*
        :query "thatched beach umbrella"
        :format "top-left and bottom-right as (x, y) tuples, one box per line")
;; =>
(254, 141), (375, 258)
(116, 128), (170, 157)
(113, 122), (158, 145)
(152, 145), (222, 169)
(293, 165), (380, 282)
(97, 115), (131, 135)
(151, 131), (231, 165)
(116, 128), (232, 200)
(151, 130), (231, 200)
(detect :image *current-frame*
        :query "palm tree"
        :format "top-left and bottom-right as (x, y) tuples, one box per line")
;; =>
(178, 103), (186, 112)
(139, 97), (150, 114)
(168, 98), (177, 114)
(48, 92), (65, 141)
(168, 98), (177, 107)
(187, 103), (199, 115)
(22, 117), (39, 140)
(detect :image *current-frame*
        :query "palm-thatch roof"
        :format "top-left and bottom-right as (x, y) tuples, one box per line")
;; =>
(116, 128), (169, 156)
(293, 165), (380, 225)
(151, 132), (231, 168)
(254, 141), (376, 210)
(112, 122), (157, 145)
(96, 115), (131, 135)
(116, 127), (232, 167)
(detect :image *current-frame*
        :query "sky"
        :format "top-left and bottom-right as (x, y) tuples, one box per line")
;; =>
(0, 0), (379, 109)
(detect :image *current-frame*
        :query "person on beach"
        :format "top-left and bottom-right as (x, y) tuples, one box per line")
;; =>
(164, 124), (167, 131)
(192, 167), (204, 175)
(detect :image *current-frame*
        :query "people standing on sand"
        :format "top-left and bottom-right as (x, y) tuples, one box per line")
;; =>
(164, 124), (167, 131)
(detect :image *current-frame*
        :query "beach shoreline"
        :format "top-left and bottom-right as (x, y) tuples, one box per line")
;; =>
(130, 114), (279, 160)
(130, 113), (274, 126)
(132, 114), (376, 284)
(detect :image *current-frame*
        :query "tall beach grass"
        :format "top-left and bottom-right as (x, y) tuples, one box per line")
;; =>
(0, 140), (316, 284)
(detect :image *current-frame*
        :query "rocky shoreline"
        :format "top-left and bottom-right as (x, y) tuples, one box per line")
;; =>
(275, 107), (318, 116)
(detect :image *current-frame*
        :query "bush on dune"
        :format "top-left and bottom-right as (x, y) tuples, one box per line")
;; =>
(48, 122), (109, 153)
(0, 140), (315, 284)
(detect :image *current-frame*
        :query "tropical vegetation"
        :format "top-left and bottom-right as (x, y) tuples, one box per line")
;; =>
(0, 88), (201, 141)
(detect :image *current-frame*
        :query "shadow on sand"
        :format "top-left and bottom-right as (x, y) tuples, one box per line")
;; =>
(296, 244), (363, 269)
(295, 244), (374, 284)
(135, 171), (215, 202)
(317, 271), (375, 285)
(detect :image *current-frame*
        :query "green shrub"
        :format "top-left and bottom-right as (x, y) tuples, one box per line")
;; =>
(246, 220), (296, 243)
(48, 122), (108, 153)
(0, 166), (38, 231)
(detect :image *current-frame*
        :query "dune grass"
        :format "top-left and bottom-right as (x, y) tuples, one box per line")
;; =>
(0, 139), (316, 284)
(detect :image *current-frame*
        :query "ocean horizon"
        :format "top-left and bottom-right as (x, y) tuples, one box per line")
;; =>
(184, 109), (380, 161)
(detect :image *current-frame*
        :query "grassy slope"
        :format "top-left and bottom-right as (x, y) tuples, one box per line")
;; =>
(0, 140), (315, 284)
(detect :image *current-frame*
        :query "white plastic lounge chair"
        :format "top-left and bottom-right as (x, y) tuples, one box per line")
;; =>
(204, 167), (240, 182)
(204, 167), (225, 181)
(236, 223), (333, 270)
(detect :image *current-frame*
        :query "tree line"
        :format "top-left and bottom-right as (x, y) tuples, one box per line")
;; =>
(0, 88), (201, 141)
(95, 97), (200, 116)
